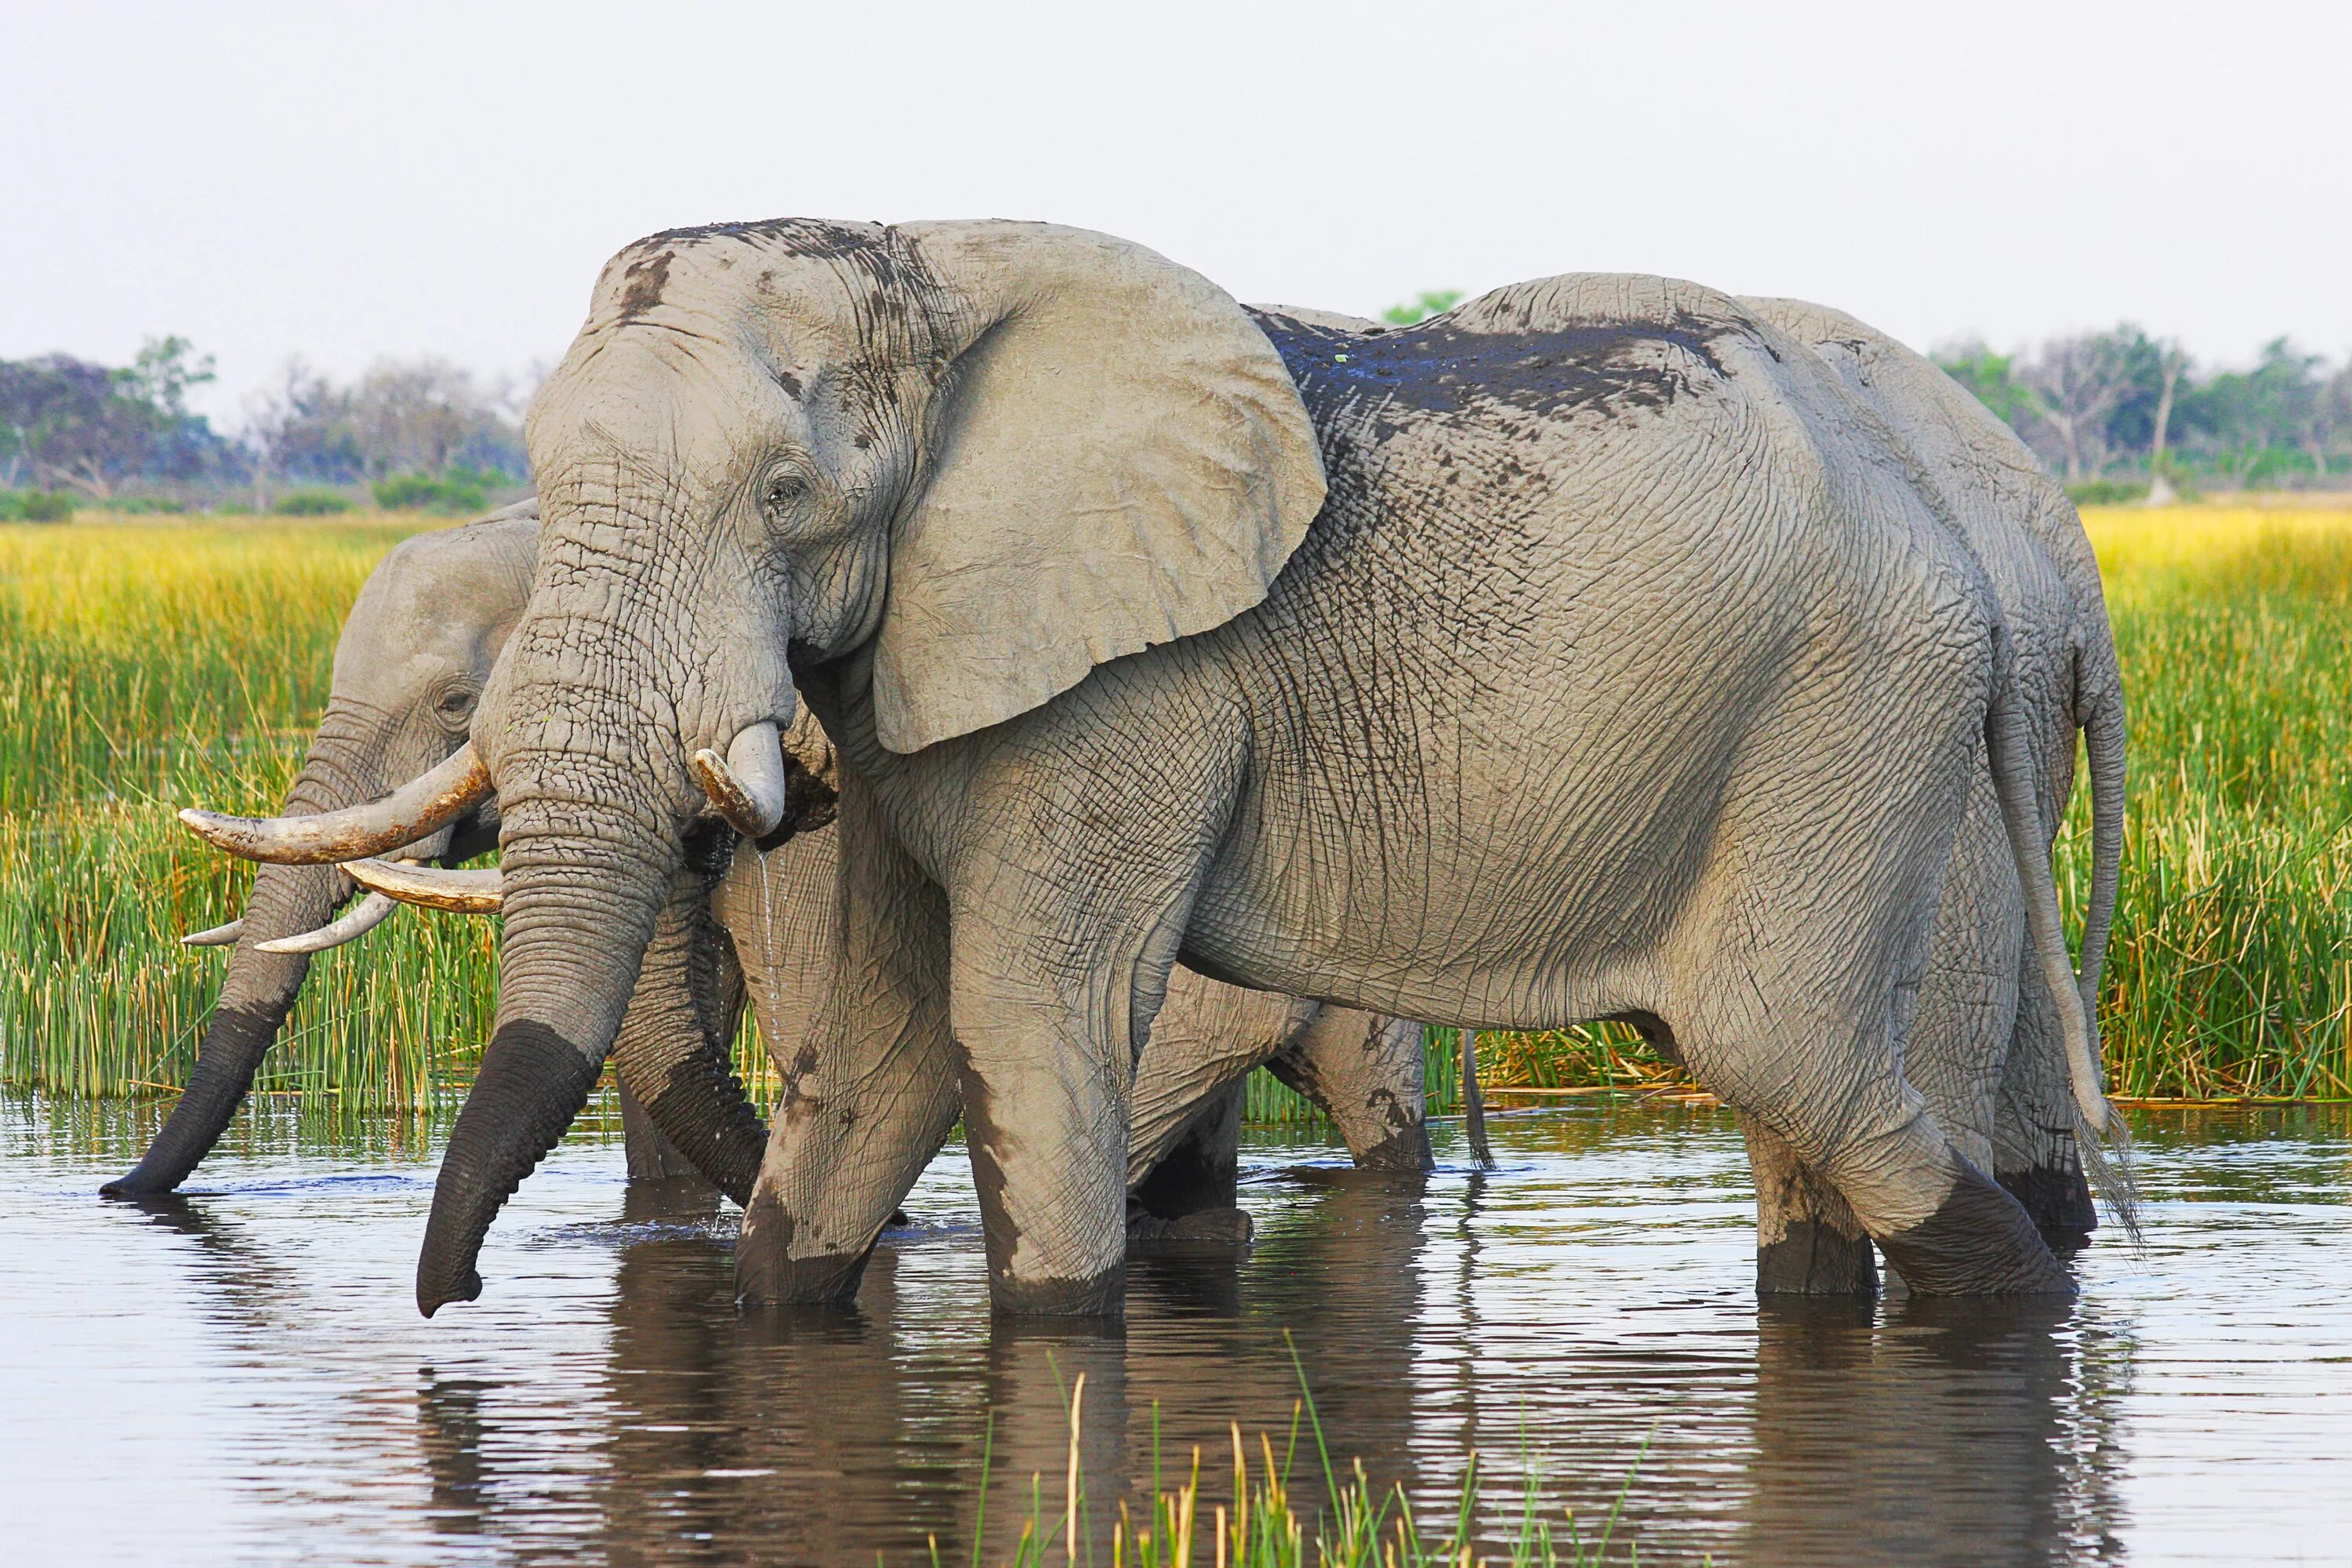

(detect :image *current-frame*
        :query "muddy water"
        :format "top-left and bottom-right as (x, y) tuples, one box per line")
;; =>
(2, 1095), (2346, 1567)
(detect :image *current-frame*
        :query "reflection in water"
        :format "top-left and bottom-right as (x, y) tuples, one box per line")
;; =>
(1744, 1298), (2128, 1567)
(2, 1097), (2347, 1566)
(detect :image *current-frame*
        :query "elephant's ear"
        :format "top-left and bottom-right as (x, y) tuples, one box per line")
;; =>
(871, 221), (1326, 754)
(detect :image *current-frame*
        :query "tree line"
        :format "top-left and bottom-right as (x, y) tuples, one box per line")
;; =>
(1933, 329), (2352, 497)
(7, 321), (2349, 518)
(0, 338), (528, 515)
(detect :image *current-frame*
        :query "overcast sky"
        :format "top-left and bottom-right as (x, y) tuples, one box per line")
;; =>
(5, 0), (2347, 426)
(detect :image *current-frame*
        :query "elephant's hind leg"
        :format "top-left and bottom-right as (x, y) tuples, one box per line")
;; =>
(1266, 1008), (1433, 1176)
(1743, 1116), (1877, 1295)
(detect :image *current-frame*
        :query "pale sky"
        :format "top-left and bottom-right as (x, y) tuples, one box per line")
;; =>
(5, 0), (2347, 427)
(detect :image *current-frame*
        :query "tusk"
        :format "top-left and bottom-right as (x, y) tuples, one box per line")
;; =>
(691, 720), (788, 839)
(255, 892), (401, 954)
(180, 743), (492, 866)
(180, 919), (245, 948)
(343, 858), (503, 915)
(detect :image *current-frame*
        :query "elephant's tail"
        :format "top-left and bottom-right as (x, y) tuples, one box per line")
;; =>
(1459, 1026), (1493, 1169)
(2074, 648), (2128, 1034)
(1984, 659), (2140, 1240)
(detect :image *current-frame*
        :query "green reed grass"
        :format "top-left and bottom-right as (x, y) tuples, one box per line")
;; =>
(4, 505), (2348, 1109)
(953, 1336), (1651, 1567)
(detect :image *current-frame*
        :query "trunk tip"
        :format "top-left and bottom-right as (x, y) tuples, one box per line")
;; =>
(418, 1268), (484, 1318)
(100, 1171), (169, 1200)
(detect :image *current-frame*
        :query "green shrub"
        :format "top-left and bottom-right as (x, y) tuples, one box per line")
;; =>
(272, 488), (354, 517)
(372, 468), (492, 514)
(22, 491), (75, 524)
(111, 495), (189, 515)
(2067, 478), (2150, 506)
(0, 491), (22, 521)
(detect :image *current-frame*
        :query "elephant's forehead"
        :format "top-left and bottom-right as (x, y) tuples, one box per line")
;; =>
(591, 220), (899, 326)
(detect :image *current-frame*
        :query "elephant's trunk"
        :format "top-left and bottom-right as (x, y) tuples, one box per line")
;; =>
(103, 724), (379, 1198)
(416, 778), (676, 1316)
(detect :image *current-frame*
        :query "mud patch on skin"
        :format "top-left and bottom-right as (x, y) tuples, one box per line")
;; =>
(615, 250), (673, 321)
(1997, 1163), (2097, 1254)
(1249, 307), (1738, 432)
(989, 1264), (1127, 1318)
(1351, 1122), (1436, 1176)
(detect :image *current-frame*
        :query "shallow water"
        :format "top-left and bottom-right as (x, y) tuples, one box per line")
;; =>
(2, 1094), (2347, 1566)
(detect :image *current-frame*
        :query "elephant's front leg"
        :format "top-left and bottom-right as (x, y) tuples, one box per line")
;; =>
(949, 862), (1201, 1316)
(1743, 1114), (1878, 1295)
(735, 794), (962, 1306)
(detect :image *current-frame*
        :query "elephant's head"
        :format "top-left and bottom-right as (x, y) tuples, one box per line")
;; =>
(414, 220), (1324, 1315)
(103, 503), (540, 1197)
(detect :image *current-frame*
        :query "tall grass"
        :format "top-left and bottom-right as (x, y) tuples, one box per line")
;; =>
(2062, 506), (2352, 1098)
(3, 504), (2348, 1109)
(958, 1340), (1650, 1567)
(0, 514), (508, 1106)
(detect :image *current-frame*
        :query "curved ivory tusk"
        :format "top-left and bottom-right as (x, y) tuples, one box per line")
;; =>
(343, 858), (503, 915)
(690, 720), (788, 839)
(179, 743), (492, 866)
(179, 919), (245, 948)
(255, 891), (401, 954)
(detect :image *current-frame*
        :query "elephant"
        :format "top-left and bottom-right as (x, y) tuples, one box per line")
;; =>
(1726, 299), (2129, 1285)
(368, 218), (2118, 1318)
(1258, 299), (2130, 1283)
(104, 499), (774, 1203)
(136, 503), (1436, 1224)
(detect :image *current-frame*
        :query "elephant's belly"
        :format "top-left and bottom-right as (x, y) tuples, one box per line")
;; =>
(1181, 713), (1729, 1031)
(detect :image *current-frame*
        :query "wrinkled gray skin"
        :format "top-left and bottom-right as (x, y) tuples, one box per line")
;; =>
(717, 825), (1432, 1239)
(113, 504), (1427, 1214)
(1730, 299), (2129, 1287)
(434, 220), (2117, 1318)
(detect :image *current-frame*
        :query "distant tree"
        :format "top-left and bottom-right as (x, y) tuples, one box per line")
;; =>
(1383, 290), (1464, 326)
(0, 338), (228, 499)
(2177, 338), (2330, 481)
(2015, 328), (2162, 482)
(347, 358), (526, 481)
(243, 355), (527, 494)
(1932, 341), (2041, 430)
(244, 360), (365, 491)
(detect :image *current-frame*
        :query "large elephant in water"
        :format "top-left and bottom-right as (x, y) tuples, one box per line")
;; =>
(1730, 299), (2127, 1285)
(374, 220), (2117, 1316)
(129, 506), (1435, 1218)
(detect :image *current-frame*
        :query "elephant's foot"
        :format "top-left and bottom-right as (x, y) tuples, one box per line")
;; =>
(733, 1211), (872, 1306)
(1755, 1220), (1879, 1296)
(1996, 1163), (2096, 1256)
(1744, 1113), (1878, 1298)
(990, 1263), (1126, 1318)
(1351, 1123), (1437, 1177)
(1875, 1166), (2076, 1298)
(1127, 1203), (1254, 1248)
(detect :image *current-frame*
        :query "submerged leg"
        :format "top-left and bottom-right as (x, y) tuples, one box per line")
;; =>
(1743, 1115), (1878, 1295)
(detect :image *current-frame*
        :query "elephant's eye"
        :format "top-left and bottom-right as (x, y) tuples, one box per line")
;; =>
(434, 687), (477, 723)
(764, 473), (809, 511)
